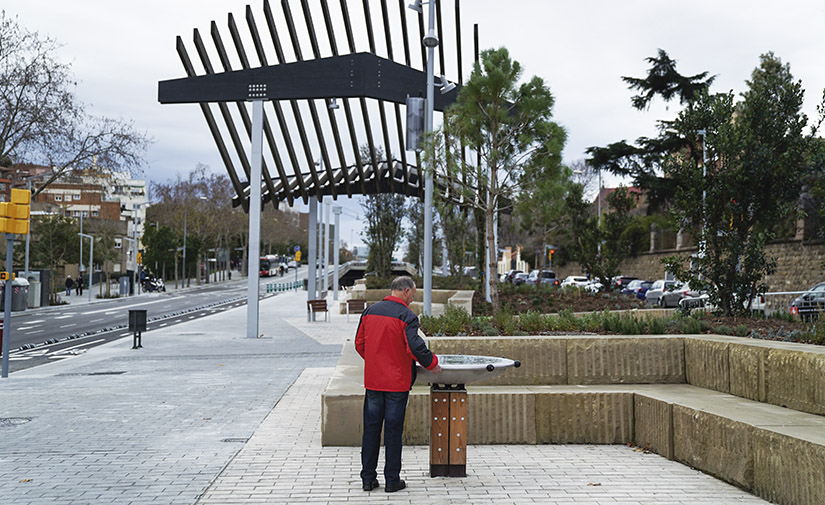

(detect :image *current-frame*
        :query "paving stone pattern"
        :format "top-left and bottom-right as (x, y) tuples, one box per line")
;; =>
(0, 290), (770, 504)
(0, 292), (338, 505)
(198, 367), (769, 505)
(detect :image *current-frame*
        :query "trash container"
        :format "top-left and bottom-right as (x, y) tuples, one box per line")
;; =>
(27, 278), (41, 308)
(119, 276), (130, 296)
(303, 278), (308, 291)
(11, 278), (29, 311)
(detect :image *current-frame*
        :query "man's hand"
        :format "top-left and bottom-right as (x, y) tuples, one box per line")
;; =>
(432, 364), (442, 373)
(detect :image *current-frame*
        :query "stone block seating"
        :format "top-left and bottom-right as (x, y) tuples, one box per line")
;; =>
(321, 334), (825, 505)
(340, 285), (475, 316)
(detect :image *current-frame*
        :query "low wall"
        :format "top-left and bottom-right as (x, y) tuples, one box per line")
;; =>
(345, 287), (474, 316)
(322, 335), (825, 505)
(555, 240), (825, 291)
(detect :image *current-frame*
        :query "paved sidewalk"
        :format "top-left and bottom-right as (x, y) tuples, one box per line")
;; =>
(197, 367), (768, 505)
(0, 289), (770, 504)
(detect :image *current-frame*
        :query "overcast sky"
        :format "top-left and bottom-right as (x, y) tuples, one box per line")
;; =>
(4, 0), (825, 249)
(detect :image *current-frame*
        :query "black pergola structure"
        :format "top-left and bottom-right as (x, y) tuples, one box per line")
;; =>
(158, 0), (476, 338)
(158, 0), (474, 208)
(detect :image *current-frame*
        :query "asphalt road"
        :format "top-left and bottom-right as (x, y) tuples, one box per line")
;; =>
(3, 269), (310, 374)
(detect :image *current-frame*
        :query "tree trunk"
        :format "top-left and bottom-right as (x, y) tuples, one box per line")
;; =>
(486, 206), (499, 312)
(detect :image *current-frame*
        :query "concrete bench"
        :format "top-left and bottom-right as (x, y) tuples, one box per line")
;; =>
(322, 335), (825, 505)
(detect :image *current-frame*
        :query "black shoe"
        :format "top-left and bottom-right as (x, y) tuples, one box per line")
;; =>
(385, 480), (406, 493)
(362, 480), (379, 491)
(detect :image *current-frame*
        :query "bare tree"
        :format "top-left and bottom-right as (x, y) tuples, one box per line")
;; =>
(0, 12), (147, 192)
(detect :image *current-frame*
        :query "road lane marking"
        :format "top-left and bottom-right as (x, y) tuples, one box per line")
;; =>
(90, 318), (104, 323)
(119, 332), (131, 337)
(59, 323), (76, 328)
(55, 339), (105, 353)
(81, 297), (170, 315)
(24, 330), (44, 334)
(54, 315), (74, 319)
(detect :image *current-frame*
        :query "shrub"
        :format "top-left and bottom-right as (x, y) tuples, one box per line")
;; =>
(518, 311), (547, 334)
(715, 325), (734, 335)
(441, 304), (472, 335)
(419, 315), (441, 335)
(733, 324), (750, 337)
(648, 317), (666, 334)
(676, 315), (711, 334)
(492, 308), (518, 335)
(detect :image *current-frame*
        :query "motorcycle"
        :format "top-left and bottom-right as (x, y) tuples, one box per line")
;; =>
(142, 276), (166, 293)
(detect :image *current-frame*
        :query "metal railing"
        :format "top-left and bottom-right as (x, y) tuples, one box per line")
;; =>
(265, 280), (303, 294)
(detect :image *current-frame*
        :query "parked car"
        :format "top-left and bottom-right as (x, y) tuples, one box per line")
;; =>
(527, 270), (560, 287)
(611, 275), (638, 291)
(513, 272), (530, 286)
(621, 279), (653, 300)
(790, 282), (825, 320)
(560, 275), (590, 289)
(585, 280), (603, 293)
(660, 281), (704, 308)
(503, 269), (524, 283)
(645, 279), (678, 307)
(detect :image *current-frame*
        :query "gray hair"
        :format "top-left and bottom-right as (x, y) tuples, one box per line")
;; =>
(390, 276), (416, 292)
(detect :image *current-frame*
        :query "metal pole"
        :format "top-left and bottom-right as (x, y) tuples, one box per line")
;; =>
(323, 199), (330, 296)
(316, 197), (324, 300)
(698, 130), (707, 255)
(79, 214), (83, 276)
(182, 212), (187, 289)
(1, 234), (13, 377)
(88, 237), (93, 303)
(24, 181), (32, 279)
(597, 168), (602, 257)
(247, 98), (264, 339)
(422, 0), (437, 316)
(333, 206), (341, 300)
(307, 198), (318, 319)
(133, 205), (139, 296)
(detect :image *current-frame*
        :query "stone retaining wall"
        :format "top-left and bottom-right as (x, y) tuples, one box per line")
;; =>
(554, 240), (825, 290)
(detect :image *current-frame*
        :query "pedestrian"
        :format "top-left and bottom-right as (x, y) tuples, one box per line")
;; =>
(65, 275), (74, 297)
(354, 276), (441, 493)
(75, 276), (84, 296)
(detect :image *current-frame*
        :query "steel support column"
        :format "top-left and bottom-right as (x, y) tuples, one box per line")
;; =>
(246, 98), (264, 339)
(333, 206), (341, 301)
(307, 197), (318, 320)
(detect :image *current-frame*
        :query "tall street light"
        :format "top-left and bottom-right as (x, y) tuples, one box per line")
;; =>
(697, 129), (708, 255)
(410, 0), (439, 316)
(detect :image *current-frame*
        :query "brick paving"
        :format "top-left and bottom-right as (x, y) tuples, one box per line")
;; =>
(198, 366), (768, 505)
(0, 289), (769, 504)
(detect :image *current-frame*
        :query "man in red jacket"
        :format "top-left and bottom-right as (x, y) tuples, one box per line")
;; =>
(355, 276), (441, 493)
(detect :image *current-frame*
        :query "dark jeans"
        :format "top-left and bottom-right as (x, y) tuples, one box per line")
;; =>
(360, 389), (409, 485)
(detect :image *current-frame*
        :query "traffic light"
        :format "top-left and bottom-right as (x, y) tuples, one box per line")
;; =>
(548, 248), (556, 261)
(0, 189), (31, 235)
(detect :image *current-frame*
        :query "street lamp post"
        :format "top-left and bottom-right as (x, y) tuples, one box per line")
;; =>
(78, 233), (94, 303)
(697, 129), (708, 254)
(409, 0), (439, 316)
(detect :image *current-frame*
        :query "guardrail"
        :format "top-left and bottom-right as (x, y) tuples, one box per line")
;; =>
(265, 280), (303, 293)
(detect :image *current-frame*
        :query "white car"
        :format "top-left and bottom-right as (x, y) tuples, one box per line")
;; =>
(560, 275), (590, 289)
(288, 260), (300, 269)
(585, 280), (603, 293)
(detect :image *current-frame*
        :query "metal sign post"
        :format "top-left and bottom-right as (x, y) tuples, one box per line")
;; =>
(1, 233), (14, 378)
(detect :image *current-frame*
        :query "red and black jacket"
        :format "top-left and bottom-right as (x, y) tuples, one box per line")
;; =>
(355, 295), (439, 392)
